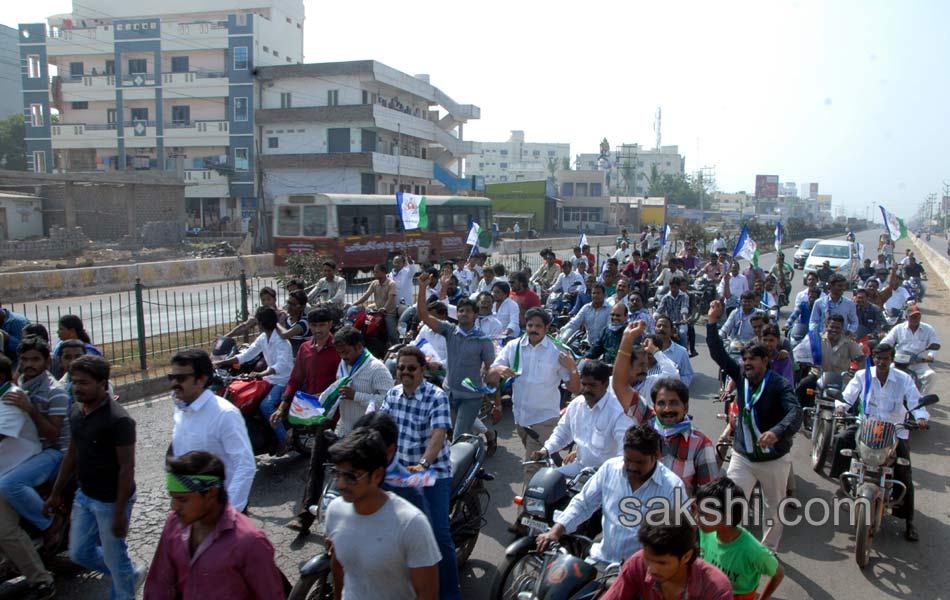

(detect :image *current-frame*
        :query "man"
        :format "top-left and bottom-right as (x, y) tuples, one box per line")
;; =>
(872, 253), (888, 273)
(606, 276), (630, 308)
(682, 246), (701, 272)
(655, 277), (691, 341)
(473, 294), (505, 341)
(491, 281), (521, 339)
(707, 300), (802, 550)
(570, 246), (588, 271)
(391, 254), (419, 310)
(168, 349), (256, 512)
(854, 288), (887, 340)
(0, 305), (29, 367)
(719, 261), (750, 311)
(324, 427), (440, 600)
(612, 240), (631, 264)
(144, 451), (284, 598)
(719, 291), (759, 345)
(621, 251), (650, 298)
(809, 274), (858, 335)
(651, 377), (718, 494)
(379, 346), (458, 599)
(568, 274), (596, 317)
(509, 272), (542, 330)
(470, 260), (498, 298)
(536, 424), (687, 566)
(627, 292), (655, 333)
(792, 314), (865, 409)
(0, 337), (70, 555)
(309, 259), (347, 308)
(416, 275), (496, 440)
(273, 308), (342, 534)
(829, 343), (929, 541)
(601, 515), (733, 600)
(654, 258), (686, 290)
(582, 244), (596, 271)
(531, 250), (560, 291)
(710, 232), (727, 255)
(214, 306), (294, 455)
(489, 308), (579, 488)
(45, 356), (144, 598)
(898, 248), (914, 268)
(794, 271), (820, 306)
(769, 253), (793, 301)
(858, 259), (876, 283)
(437, 275), (465, 307)
(902, 255), (927, 295)
(533, 360), (632, 477)
(331, 327), (394, 435)
(585, 302), (628, 365)
(881, 304), (940, 392)
(350, 263), (398, 344)
(651, 316), (694, 386)
(548, 260), (586, 300)
(815, 260), (835, 284)
(453, 259), (477, 296)
(612, 322), (679, 423)
(563, 282), (611, 347)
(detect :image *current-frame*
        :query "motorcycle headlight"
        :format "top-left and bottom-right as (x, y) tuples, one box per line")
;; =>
(524, 496), (546, 517)
(857, 442), (891, 468)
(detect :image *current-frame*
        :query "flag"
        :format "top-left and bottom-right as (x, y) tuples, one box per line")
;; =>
(774, 222), (782, 252)
(879, 205), (908, 241)
(467, 221), (482, 256)
(857, 242), (865, 262)
(733, 224), (759, 267)
(397, 192), (427, 230)
(578, 232), (588, 248)
(661, 224), (671, 247)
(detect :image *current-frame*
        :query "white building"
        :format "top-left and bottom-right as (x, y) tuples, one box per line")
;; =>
(0, 192), (43, 240)
(467, 131), (569, 183)
(19, 0), (305, 231)
(256, 60), (479, 199)
(779, 181), (798, 197)
(577, 143), (686, 195)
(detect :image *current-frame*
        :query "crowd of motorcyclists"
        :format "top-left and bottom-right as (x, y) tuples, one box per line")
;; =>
(0, 224), (941, 599)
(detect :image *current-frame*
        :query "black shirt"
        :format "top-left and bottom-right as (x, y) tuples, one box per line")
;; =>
(69, 397), (136, 502)
(903, 263), (925, 278)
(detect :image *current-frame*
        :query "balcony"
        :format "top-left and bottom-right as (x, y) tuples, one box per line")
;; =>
(372, 153), (433, 179)
(184, 169), (229, 198)
(47, 26), (115, 56)
(51, 123), (117, 149)
(164, 120), (229, 146)
(162, 22), (229, 51)
(161, 71), (229, 99)
(58, 74), (117, 102)
(123, 121), (157, 148)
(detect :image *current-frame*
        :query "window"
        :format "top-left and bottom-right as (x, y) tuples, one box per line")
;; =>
(32, 151), (46, 173)
(280, 92), (292, 108)
(69, 61), (83, 79)
(106, 108), (117, 126)
(273, 50), (279, 57)
(589, 183), (603, 197)
(500, 176), (508, 182)
(27, 55), (41, 78)
(533, 150), (540, 157)
(575, 182), (589, 196)
(500, 162), (508, 169)
(268, 137), (278, 148)
(327, 128), (350, 153)
(561, 182), (574, 196)
(130, 107), (148, 122)
(233, 97), (248, 121)
(128, 59), (147, 74)
(302, 205), (328, 236)
(277, 205), (300, 236)
(171, 105), (190, 125)
(500, 149), (508, 156)
(548, 150), (556, 157)
(327, 90), (339, 106)
(361, 173), (376, 194)
(29, 104), (43, 127)
(234, 147), (249, 171)
(233, 46), (248, 70)
(171, 56), (189, 73)
(362, 90), (369, 104)
(104, 60), (115, 75)
(71, 101), (88, 110)
(262, 45), (269, 53)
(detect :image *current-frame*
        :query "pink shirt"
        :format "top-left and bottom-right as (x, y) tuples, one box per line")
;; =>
(601, 550), (733, 600)
(144, 504), (286, 600)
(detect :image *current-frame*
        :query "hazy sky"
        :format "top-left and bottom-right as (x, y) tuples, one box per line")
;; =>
(5, 0), (948, 218)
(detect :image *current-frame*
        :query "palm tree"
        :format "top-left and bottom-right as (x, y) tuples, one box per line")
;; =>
(620, 160), (636, 195)
(645, 164), (662, 196)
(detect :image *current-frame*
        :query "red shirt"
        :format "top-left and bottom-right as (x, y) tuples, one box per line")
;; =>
(283, 334), (341, 401)
(585, 252), (596, 269)
(144, 504), (285, 600)
(622, 260), (650, 280)
(601, 551), (733, 600)
(510, 288), (541, 327)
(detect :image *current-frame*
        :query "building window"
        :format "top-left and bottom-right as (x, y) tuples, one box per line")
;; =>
(171, 56), (189, 73)
(106, 108), (117, 126)
(533, 150), (540, 157)
(280, 92), (292, 108)
(500, 162), (508, 169)
(500, 149), (508, 156)
(500, 176), (508, 182)
(29, 104), (44, 127)
(105, 60), (115, 75)
(589, 183), (603, 197)
(262, 45), (269, 53)
(273, 50), (279, 57)
(32, 151), (46, 173)
(548, 150), (556, 157)
(361, 90), (369, 104)
(27, 55), (41, 78)
(233, 97), (248, 121)
(171, 105), (190, 125)
(327, 89), (339, 106)
(575, 182), (588, 196)
(234, 147), (249, 171)
(561, 182), (574, 197)
(233, 46), (248, 70)
(71, 101), (89, 110)
(69, 61), (84, 79)
(268, 137), (278, 148)
(128, 59), (147, 75)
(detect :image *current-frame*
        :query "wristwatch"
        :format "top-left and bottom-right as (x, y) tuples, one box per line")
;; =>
(418, 458), (431, 469)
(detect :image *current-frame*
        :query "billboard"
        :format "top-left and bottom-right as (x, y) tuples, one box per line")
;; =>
(755, 175), (779, 198)
(809, 183), (819, 199)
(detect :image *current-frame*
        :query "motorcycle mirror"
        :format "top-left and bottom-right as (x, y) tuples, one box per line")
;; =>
(917, 394), (939, 408)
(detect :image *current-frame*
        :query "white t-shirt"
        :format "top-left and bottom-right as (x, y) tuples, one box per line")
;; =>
(325, 493), (442, 600)
(0, 386), (42, 478)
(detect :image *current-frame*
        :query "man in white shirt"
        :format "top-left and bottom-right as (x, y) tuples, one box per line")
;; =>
(830, 342), (929, 541)
(474, 293), (505, 340)
(454, 260), (477, 295)
(548, 261), (587, 298)
(710, 232), (727, 255)
(881, 305), (940, 392)
(533, 360), (632, 477)
(390, 254), (419, 310)
(332, 327), (395, 435)
(491, 281), (521, 339)
(718, 261), (750, 310)
(612, 241), (631, 265)
(215, 307), (294, 453)
(562, 282), (611, 346)
(169, 349), (256, 512)
(309, 259), (347, 307)
(489, 308), (580, 489)
(898, 249), (914, 268)
(470, 263), (498, 298)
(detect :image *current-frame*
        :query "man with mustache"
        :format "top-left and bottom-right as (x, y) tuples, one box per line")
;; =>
(585, 302), (629, 365)
(650, 377), (718, 495)
(611, 321), (679, 424)
(707, 300), (802, 550)
(650, 316), (694, 386)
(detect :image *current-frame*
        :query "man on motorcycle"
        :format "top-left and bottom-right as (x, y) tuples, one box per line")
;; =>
(350, 263), (399, 345)
(509, 272), (542, 330)
(490, 282), (521, 340)
(532, 360), (633, 477)
(332, 327), (395, 435)
(858, 259), (877, 283)
(655, 276), (690, 329)
(547, 260), (586, 308)
(792, 314), (865, 410)
(651, 317), (694, 386)
(719, 262), (750, 312)
(854, 288), (887, 340)
(829, 342), (929, 541)
(815, 261), (835, 284)
(720, 292), (759, 345)
(901, 256), (927, 298)
(785, 287), (821, 346)
(563, 282), (611, 347)
(586, 302), (629, 365)
(653, 258), (686, 290)
(308, 259), (347, 308)
(621, 250), (650, 298)
(627, 292), (656, 333)
(536, 424), (687, 567)
(769, 253), (793, 303)
(881, 304), (940, 392)
(474, 294), (505, 341)
(531, 250), (560, 292)
(607, 276), (631, 309)
(809, 274), (858, 336)
(651, 378), (718, 494)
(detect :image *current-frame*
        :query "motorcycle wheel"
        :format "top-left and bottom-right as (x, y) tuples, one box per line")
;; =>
(489, 550), (545, 600)
(288, 569), (333, 600)
(855, 500), (872, 569)
(811, 415), (832, 474)
(452, 486), (485, 567)
(292, 428), (317, 457)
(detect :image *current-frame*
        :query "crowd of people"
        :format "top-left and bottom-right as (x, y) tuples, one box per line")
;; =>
(0, 224), (940, 599)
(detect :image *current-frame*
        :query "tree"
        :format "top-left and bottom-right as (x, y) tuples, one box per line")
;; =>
(647, 172), (702, 209)
(620, 160), (636, 195)
(547, 156), (559, 180)
(561, 156), (571, 171)
(0, 115), (27, 171)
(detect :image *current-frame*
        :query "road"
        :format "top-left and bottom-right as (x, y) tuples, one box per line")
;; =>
(3, 228), (948, 599)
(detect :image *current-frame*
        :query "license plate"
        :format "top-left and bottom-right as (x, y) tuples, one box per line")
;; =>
(522, 517), (549, 534)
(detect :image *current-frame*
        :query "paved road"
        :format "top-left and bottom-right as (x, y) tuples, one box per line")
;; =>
(5, 228), (949, 599)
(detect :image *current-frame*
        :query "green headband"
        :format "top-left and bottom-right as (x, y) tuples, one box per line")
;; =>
(166, 473), (223, 494)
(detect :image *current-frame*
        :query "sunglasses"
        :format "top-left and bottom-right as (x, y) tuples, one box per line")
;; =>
(167, 373), (196, 383)
(326, 466), (369, 485)
(396, 365), (420, 372)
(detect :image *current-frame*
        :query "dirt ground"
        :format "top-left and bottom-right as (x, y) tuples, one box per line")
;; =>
(0, 242), (231, 273)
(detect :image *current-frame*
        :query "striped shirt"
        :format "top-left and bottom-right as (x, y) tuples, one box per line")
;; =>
(658, 427), (719, 495)
(380, 381), (453, 480)
(335, 355), (394, 436)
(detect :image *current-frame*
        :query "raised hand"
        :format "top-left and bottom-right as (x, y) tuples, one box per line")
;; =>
(708, 299), (724, 324)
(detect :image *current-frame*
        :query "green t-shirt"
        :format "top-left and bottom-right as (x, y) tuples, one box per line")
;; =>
(700, 527), (778, 595)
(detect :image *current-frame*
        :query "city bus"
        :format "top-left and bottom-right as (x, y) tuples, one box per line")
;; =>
(272, 193), (493, 271)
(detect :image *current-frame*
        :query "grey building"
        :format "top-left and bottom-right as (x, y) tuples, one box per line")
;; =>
(0, 25), (23, 119)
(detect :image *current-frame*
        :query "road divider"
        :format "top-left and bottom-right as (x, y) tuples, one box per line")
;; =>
(909, 237), (950, 290)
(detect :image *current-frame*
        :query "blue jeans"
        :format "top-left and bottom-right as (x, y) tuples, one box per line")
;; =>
(423, 477), (460, 600)
(69, 490), (138, 600)
(0, 447), (63, 530)
(260, 384), (287, 443)
(449, 393), (482, 442)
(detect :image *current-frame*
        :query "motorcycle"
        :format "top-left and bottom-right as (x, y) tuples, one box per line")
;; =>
(495, 543), (621, 600)
(692, 275), (718, 315)
(838, 394), (939, 568)
(804, 371), (849, 474)
(346, 306), (390, 359)
(893, 350), (930, 391)
(903, 277), (924, 303)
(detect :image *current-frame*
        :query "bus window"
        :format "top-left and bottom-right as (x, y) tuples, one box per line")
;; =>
(381, 205), (400, 234)
(302, 205), (328, 236)
(277, 205), (301, 236)
(452, 212), (468, 232)
(338, 206), (361, 235)
(436, 209), (452, 232)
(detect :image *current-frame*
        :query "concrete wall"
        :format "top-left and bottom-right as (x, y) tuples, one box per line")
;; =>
(910, 237), (950, 291)
(42, 182), (185, 240)
(0, 226), (87, 258)
(1, 253), (275, 302)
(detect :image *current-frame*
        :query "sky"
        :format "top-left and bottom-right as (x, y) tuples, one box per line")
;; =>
(4, 0), (949, 219)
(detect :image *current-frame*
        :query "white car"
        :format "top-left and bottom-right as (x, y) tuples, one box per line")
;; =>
(803, 240), (860, 282)
(792, 238), (819, 269)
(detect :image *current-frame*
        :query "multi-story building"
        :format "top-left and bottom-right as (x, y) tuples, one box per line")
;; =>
(18, 0), (304, 230)
(467, 131), (569, 184)
(255, 60), (478, 199)
(576, 143), (686, 195)
(0, 26), (24, 119)
(556, 169), (609, 232)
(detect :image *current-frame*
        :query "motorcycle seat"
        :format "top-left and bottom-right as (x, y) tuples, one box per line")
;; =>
(450, 441), (477, 491)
